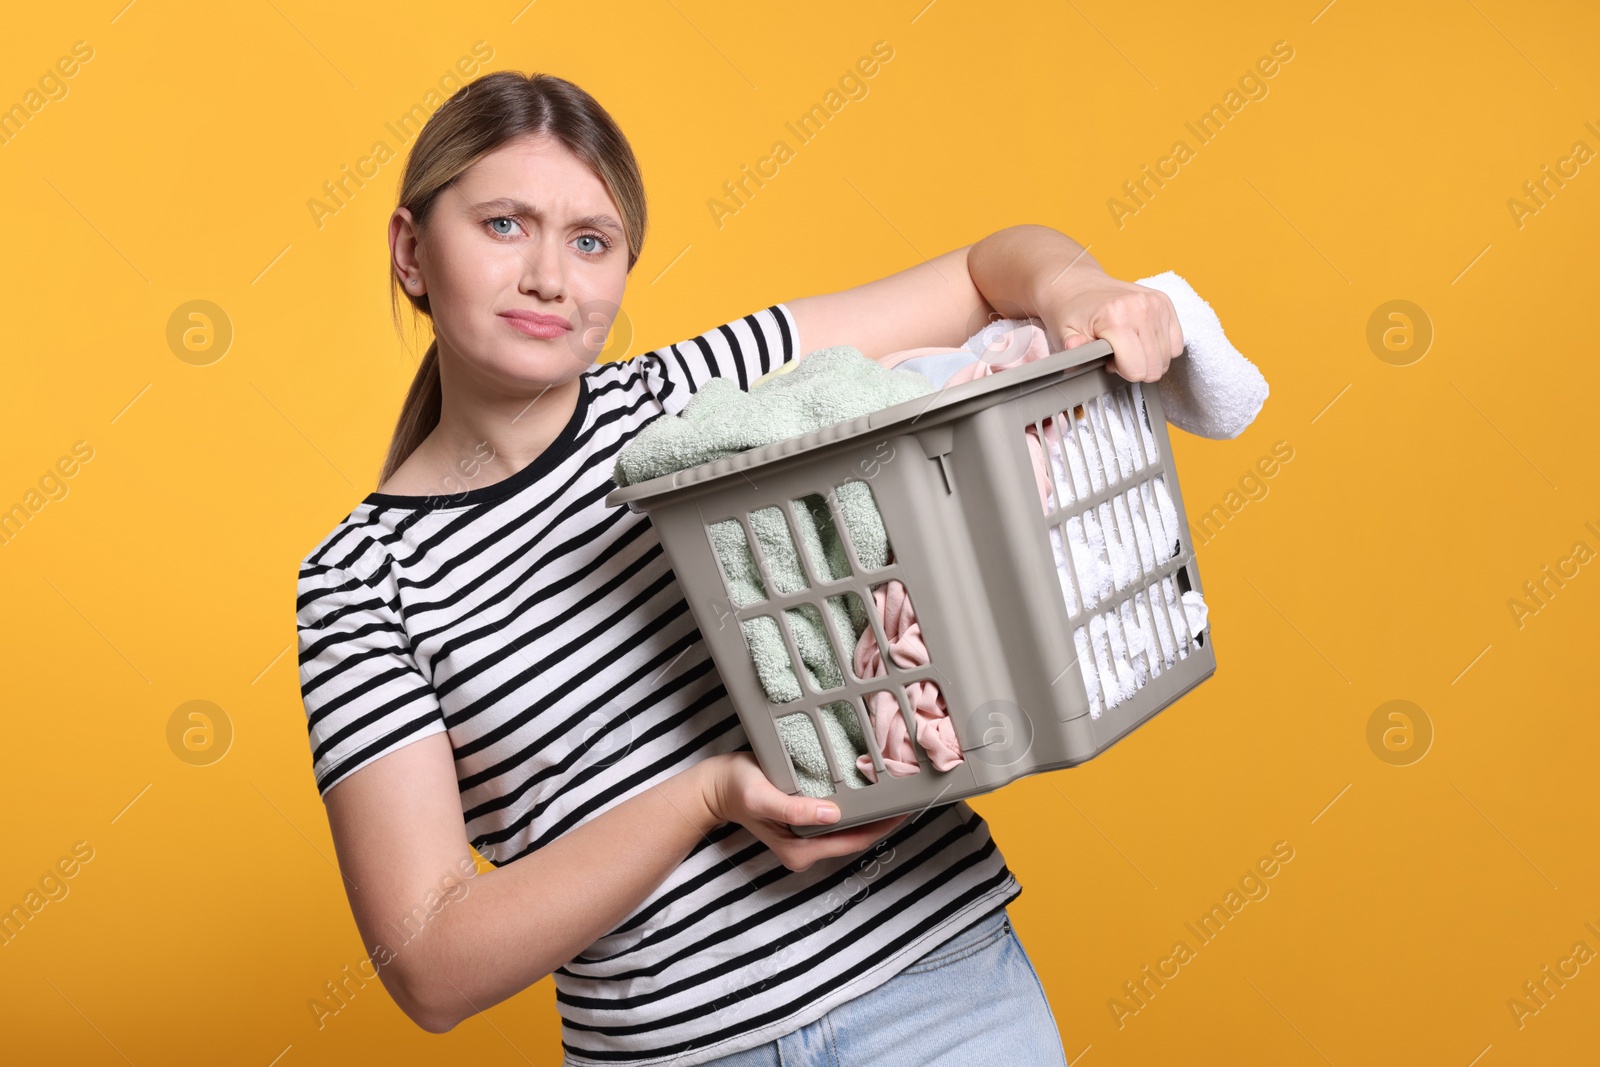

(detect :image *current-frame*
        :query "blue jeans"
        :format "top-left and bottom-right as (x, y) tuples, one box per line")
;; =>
(697, 906), (1069, 1066)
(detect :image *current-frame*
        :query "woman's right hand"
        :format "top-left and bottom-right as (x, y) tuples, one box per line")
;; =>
(698, 752), (910, 872)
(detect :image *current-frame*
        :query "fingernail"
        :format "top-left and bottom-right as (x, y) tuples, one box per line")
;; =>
(818, 804), (840, 823)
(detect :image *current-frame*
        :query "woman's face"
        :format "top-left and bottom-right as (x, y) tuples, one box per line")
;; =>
(405, 133), (630, 388)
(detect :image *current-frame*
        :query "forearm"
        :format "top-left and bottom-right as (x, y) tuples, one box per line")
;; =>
(404, 759), (725, 1031)
(967, 224), (1104, 323)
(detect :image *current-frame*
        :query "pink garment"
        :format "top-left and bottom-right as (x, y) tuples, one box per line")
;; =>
(876, 345), (960, 370)
(852, 575), (965, 781)
(877, 319), (1050, 375)
(881, 324), (1063, 511)
(854, 323), (1065, 780)
(941, 324), (1061, 513)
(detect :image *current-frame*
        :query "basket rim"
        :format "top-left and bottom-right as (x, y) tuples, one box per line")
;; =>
(605, 339), (1117, 510)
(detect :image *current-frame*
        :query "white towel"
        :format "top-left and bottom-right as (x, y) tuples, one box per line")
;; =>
(1134, 271), (1269, 440)
(965, 270), (1268, 440)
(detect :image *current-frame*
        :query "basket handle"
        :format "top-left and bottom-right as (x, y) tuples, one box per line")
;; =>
(1050, 338), (1117, 374)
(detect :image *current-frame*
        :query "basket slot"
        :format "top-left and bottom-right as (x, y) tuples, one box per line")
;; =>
(1094, 391), (1132, 483)
(1129, 382), (1162, 466)
(813, 594), (863, 694)
(1122, 595), (1160, 685)
(785, 603), (844, 696)
(829, 488), (866, 576)
(848, 692), (888, 780)
(1095, 498), (1153, 685)
(1126, 579), (1164, 681)
(1048, 523), (1081, 618)
(865, 687), (916, 779)
(1142, 579), (1177, 668)
(1127, 382), (1150, 461)
(1063, 514), (1091, 617)
(1114, 387), (1144, 477)
(775, 711), (837, 796)
(1175, 564), (1204, 647)
(1074, 398), (1112, 493)
(1109, 494), (1139, 590)
(1103, 389), (1134, 476)
(1161, 575), (1192, 659)
(1055, 406), (1092, 500)
(1126, 482), (1163, 575)
(909, 678), (955, 770)
(829, 479), (893, 574)
(1121, 487), (1156, 577)
(1163, 575), (1193, 657)
(1070, 626), (1099, 717)
(1036, 416), (1066, 510)
(1028, 416), (1056, 514)
(1164, 575), (1190, 659)
(777, 496), (831, 590)
(1082, 615), (1118, 710)
(733, 510), (778, 602)
(1087, 505), (1111, 606)
(827, 591), (873, 682)
(1152, 474), (1182, 558)
(709, 513), (768, 606)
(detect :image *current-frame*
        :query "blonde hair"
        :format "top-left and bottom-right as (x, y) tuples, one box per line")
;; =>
(380, 71), (647, 485)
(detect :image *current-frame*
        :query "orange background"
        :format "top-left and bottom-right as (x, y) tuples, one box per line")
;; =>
(3, 1), (1597, 1064)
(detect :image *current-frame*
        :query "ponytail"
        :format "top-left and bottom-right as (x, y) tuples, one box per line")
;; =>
(379, 339), (443, 486)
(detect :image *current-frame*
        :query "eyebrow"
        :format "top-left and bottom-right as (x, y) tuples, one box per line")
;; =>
(469, 197), (625, 238)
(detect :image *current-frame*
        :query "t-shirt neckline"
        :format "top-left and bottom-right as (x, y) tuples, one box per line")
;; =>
(362, 372), (591, 511)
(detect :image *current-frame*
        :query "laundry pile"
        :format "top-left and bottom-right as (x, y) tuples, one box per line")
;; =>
(614, 272), (1267, 792)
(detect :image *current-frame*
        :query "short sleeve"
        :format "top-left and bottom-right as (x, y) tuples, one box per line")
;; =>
(296, 561), (448, 798)
(636, 302), (799, 416)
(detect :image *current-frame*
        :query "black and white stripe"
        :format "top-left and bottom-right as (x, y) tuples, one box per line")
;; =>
(296, 304), (1021, 1065)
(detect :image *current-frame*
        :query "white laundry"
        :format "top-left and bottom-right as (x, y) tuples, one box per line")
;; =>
(1180, 590), (1208, 640)
(1034, 382), (1209, 719)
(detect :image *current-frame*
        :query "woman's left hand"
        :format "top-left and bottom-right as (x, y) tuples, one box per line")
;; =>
(1042, 273), (1185, 382)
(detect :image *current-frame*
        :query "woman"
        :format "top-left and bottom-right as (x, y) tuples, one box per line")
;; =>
(295, 70), (1180, 1066)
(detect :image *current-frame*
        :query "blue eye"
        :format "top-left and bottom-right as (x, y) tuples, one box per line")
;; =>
(483, 215), (613, 256)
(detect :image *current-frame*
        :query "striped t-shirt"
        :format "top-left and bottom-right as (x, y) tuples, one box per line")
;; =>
(294, 303), (1022, 1065)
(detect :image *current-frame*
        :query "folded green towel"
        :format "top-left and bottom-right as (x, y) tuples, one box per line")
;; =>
(712, 496), (875, 796)
(614, 344), (934, 486)
(616, 345), (934, 796)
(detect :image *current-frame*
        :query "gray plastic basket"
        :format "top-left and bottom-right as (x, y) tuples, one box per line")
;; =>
(605, 339), (1216, 836)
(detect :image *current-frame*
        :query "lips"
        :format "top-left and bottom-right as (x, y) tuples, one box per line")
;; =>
(499, 309), (573, 339)
(499, 310), (572, 330)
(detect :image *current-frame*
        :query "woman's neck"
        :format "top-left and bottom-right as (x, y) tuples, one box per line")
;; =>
(379, 372), (583, 498)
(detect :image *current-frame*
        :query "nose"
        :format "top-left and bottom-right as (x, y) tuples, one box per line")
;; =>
(519, 231), (567, 303)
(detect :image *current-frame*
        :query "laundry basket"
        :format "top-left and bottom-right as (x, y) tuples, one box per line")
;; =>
(605, 339), (1216, 836)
